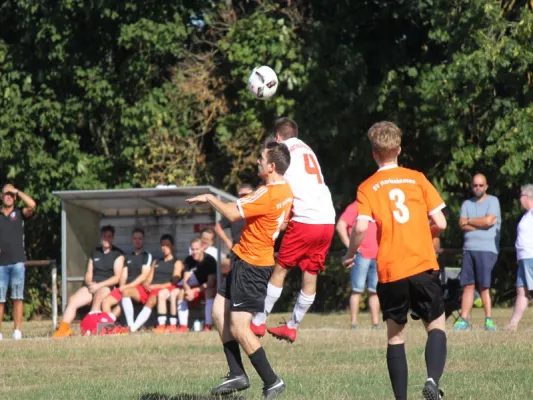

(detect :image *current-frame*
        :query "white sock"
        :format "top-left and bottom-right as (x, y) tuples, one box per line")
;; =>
(131, 306), (152, 332)
(122, 297), (135, 327)
(157, 316), (167, 326)
(106, 312), (116, 322)
(287, 291), (315, 329)
(205, 298), (214, 325)
(252, 283), (282, 326)
(178, 301), (189, 327)
(170, 317), (177, 326)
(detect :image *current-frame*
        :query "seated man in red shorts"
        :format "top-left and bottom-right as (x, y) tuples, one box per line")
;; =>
(101, 228), (152, 331)
(251, 118), (336, 343)
(164, 237), (217, 332)
(115, 234), (182, 333)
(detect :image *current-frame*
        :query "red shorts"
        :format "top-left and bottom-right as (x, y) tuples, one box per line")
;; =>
(136, 285), (176, 304)
(110, 288), (123, 302)
(277, 221), (334, 275)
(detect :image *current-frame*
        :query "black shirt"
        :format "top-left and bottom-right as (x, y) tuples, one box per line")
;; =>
(219, 216), (245, 245)
(91, 246), (124, 283)
(152, 257), (176, 284)
(125, 250), (152, 284)
(184, 254), (217, 285)
(0, 208), (26, 265)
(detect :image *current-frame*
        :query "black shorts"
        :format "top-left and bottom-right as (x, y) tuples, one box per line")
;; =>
(218, 255), (274, 313)
(377, 269), (445, 325)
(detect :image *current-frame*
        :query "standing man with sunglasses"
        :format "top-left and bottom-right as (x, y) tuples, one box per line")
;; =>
(0, 184), (36, 340)
(455, 173), (501, 331)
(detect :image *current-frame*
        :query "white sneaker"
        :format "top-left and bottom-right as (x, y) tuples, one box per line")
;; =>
(0, 332), (3, 341)
(12, 329), (22, 340)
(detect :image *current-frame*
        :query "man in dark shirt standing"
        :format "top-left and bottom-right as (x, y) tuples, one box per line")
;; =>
(214, 184), (253, 274)
(0, 183), (36, 341)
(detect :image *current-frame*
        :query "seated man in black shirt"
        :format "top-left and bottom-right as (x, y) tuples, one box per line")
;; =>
(53, 225), (124, 338)
(168, 237), (217, 332)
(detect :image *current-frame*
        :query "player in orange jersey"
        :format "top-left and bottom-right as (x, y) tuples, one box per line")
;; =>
(186, 140), (292, 399)
(344, 122), (447, 400)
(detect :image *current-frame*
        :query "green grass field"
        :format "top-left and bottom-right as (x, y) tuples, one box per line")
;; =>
(1, 308), (532, 400)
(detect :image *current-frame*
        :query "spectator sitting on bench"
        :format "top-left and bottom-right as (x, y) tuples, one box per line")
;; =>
(100, 228), (153, 332)
(127, 234), (183, 333)
(168, 237), (217, 332)
(200, 227), (220, 262)
(53, 225), (124, 338)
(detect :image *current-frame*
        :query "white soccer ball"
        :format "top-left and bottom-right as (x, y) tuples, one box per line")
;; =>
(247, 66), (279, 100)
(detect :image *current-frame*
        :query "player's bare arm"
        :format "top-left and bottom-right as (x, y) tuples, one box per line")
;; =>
(336, 219), (351, 248)
(430, 210), (447, 232)
(343, 218), (370, 268)
(143, 260), (156, 289)
(91, 255), (124, 292)
(119, 267), (128, 288)
(173, 260), (184, 282)
(214, 222), (233, 249)
(186, 194), (241, 221)
(84, 259), (94, 287)
(123, 264), (151, 291)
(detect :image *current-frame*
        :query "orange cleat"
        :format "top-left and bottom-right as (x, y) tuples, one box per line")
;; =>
(52, 322), (72, 339)
(267, 324), (297, 343)
(165, 325), (180, 333)
(250, 322), (266, 337)
(176, 325), (189, 333)
(203, 324), (212, 332)
(153, 324), (168, 334)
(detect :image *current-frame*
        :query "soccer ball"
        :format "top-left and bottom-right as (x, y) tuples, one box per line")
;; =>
(247, 66), (278, 100)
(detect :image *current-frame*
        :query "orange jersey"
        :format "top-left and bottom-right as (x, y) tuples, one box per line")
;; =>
(233, 181), (293, 267)
(356, 165), (445, 283)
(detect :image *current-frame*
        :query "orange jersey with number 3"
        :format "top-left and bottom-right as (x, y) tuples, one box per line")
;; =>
(233, 182), (293, 267)
(356, 165), (445, 283)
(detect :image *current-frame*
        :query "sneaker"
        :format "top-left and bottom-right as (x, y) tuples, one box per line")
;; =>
(485, 317), (496, 332)
(203, 324), (212, 332)
(251, 322), (266, 337)
(12, 329), (22, 340)
(153, 325), (168, 334)
(52, 322), (73, 338)
(0, 332), (3, 341)
(210, 374), (250, 396)
(351, 323), (358, 330)
(422, 379), (444, 400)
(371, 324), (381, 330)
(165, 325), (180, 333)
(268, 324), (297, 343)
(263, 378), (286, 399)
(452, 317), (470, 332)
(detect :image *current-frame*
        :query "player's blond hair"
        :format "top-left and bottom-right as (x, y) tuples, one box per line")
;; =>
(367, 121), (402, 160)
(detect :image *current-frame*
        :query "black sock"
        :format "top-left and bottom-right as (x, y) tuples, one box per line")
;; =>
(223, 340), (245, 376)
(387, 343), (408, 400)
(425, 329), (447, 385)
(249, 347), (277, 386)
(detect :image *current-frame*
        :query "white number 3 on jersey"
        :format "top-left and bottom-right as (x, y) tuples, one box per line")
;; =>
(389, 189), (410, 224)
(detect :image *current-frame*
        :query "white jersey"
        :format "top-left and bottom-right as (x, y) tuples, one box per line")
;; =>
(283, 137), (335, 224)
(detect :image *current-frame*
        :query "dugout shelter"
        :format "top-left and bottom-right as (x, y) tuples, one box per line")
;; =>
(53, 186), (236, 312)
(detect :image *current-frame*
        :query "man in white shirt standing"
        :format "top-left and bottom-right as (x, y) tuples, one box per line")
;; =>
(251, 117), (335, 343)
(506, 184), (533, 331)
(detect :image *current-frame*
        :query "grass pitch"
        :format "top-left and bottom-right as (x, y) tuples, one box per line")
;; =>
(1, 308), (533, 399)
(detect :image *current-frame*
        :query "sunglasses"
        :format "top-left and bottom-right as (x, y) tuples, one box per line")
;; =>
(472, 184), (485, 188)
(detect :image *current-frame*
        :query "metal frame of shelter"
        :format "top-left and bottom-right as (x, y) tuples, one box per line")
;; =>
(53, 186), (237, 312)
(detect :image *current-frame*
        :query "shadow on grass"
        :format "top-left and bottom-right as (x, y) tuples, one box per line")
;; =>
(139, 393), (246, 400)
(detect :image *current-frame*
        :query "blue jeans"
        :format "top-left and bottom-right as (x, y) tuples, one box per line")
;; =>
(517, 258), (533, 291)
(0, 262), (26, 302)
(350, 253), (377, 293)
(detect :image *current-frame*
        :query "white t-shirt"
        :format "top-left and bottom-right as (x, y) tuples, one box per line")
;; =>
(282, 137), (335, 224)
(516, 209), (533, 260)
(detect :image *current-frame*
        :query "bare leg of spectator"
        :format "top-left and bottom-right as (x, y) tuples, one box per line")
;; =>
(506, 286), (529, 331)
(53, 287), (93, 338)
(13, 299), (23, 330)
(369, 293), (380, 326)
(0, 303), (4, 331)
(169, 288), (179, 327)
(90, 287), (111, 313)
(460, 284), (475, 321)
(480, 287), (492, 318)
(154, 289), (170, 330)
(350, 292), (362, 327)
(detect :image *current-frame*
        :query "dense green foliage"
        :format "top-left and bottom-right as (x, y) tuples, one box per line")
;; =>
(1, 0), (532, 317)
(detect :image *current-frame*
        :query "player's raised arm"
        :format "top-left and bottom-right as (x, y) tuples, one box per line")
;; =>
(186, 194), (241, 221)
